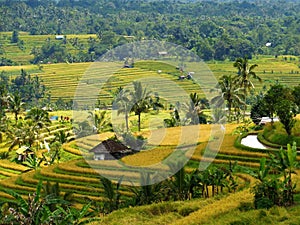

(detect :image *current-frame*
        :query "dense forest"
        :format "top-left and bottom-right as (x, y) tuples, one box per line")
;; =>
(0, 0), (300, 62)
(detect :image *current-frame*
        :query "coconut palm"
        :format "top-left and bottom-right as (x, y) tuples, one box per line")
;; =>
(52, 130), (71, 145)
(88, 110), (112, 133)
(114, 87), (131, 133)
(130, 81), (152, 132)
(6, 120), (36, 150)
(184, 92), (207, 125)
(233, 57), (261, 119)
(25, 107), (51, 129)
(211, 75), (245, 122)
(25, 107), (51, 150)
(7, 91), (25, 122)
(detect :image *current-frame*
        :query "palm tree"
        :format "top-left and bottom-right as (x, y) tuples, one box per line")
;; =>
(88, 110), (112, 133)
(130, 81), (152, 132)
(25, 107), (51, 128)
(25, 107), (51, 150)
(211, 75), (245, 122)
(53, 130), (71, 145)
(114, 87), (131, 133)
(184, 92), (206, 125)
(7, 91), (25, 122)
(6, 120), (36, 150)
(233, 57), (261, 119)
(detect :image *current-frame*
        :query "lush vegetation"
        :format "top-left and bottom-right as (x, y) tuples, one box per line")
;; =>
(0, 0), (300, 224)
(0, 0), (300, 65)
(0, 57), (300, 224)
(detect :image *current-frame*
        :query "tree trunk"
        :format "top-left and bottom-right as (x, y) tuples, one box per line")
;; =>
(243, 90), (247, 122)
(228, 101), (232, 122)
(125, 112), (129, 133)
(206, 185), (209, 198)
(138, 113), (141, 131)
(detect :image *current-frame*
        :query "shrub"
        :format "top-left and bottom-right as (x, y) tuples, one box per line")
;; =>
(262, 122), (300, 146)
(178, 206), (199, 216)
(238, 201), (254, 212)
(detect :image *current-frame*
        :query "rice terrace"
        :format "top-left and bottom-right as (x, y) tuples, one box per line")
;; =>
(1, 0), (300, 224)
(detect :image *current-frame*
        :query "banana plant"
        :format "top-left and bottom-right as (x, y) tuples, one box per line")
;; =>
(270, 142), (299, 205)
(1, 180), (48, 225)
(100, 176), (123, 213)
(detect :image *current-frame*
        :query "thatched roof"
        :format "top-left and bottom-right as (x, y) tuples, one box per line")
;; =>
(90, 139), (131, 154)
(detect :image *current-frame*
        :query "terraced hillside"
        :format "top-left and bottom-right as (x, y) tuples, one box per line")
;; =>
(0, 123), (290, 204)
(0, 32), (97, 64)
(1, 56), (299, 104)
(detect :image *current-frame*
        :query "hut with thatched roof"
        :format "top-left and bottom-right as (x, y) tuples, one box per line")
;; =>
(90, 139), (135, 160)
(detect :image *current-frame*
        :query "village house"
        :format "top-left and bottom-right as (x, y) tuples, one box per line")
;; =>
(90, 139), (135, 160)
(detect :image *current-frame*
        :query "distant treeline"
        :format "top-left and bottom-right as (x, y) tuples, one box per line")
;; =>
(0, 0), (299, 61)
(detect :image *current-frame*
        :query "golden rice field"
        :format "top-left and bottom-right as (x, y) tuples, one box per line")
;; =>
(0, 119), (300, 211)
(1, 55), (299, 105)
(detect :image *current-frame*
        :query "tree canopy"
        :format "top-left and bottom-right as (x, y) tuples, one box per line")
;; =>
(0, 0), (299, 63)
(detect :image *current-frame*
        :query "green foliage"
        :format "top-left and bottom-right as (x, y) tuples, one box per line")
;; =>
(248, 142), (299, 209)
(0, 180), (97, 225)
(6, 119), (37, 149)
(185, 93), (209, 125)
(211, 74), (245, 122)
(0, 151), (9, 159)
(130, 172), (167, 206)
(7, 91), (25, 122)
(130, 81), (152, 131)
(11, 30), (19, 43)
(1, 1), (300, 63)
(23, 154), (43, 170)
(250, 83), (299, 134)
(11, 69), (48, 108)
(275, 100), (297, 135)
(164, 109), (181, 127)
(100, 176), (123, 214)
(234, 57), (261, 120)
(32, 41), (67, 64)
(113, 87), (131, 133)
(292, 84), (300, 110)
(250, 98), (269, 125)
(261, 122), (300, 146)
(88, 110), (112, 134)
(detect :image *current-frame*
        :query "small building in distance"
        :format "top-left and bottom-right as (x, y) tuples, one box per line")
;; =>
(90, 139), (135, 160)
(265, 42), (272, 47)
(158, 51), (168, 58)
(16, 146), (34, 162)
(259, 117), (279, 125)
(55, 35), (65, 40)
